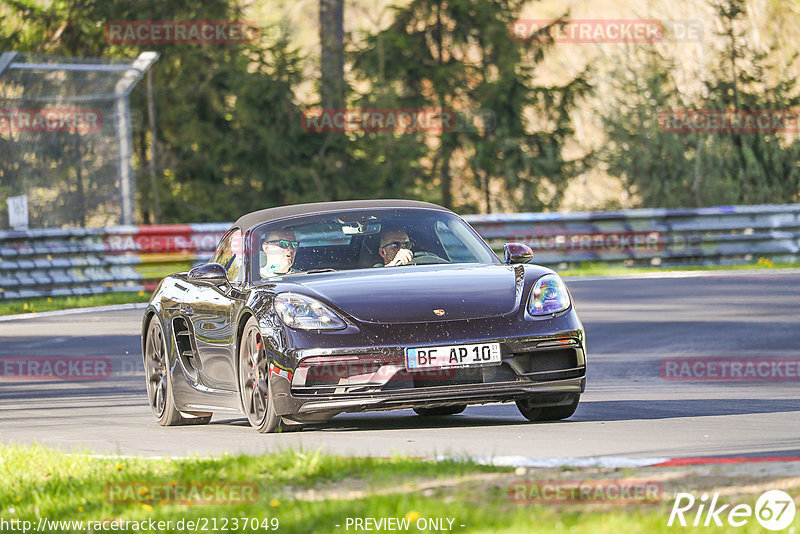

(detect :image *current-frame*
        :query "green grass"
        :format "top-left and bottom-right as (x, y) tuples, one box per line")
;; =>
(0, 445), (790, 533)
(0, 291), (151, 316)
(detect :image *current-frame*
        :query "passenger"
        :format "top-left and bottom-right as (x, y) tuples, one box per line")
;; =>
(260, 229), (298, 277)
(376, 227), (413, 267)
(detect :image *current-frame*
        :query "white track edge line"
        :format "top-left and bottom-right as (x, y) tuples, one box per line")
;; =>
(0, 302), (148, 322)
(565, 268), (800, 282)
(438, 455), (670, 468)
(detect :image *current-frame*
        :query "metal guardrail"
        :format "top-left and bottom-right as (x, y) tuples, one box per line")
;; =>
(0, 224), (227, 300)
(466, 204), (800, 266)
(0, 204), (798, 300)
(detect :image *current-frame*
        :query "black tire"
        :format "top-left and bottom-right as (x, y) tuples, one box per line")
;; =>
(238, 317), (299, 433)
(516, 395), (580, 422)
(413, 405), (467, 416)
(144, 315), (211, 426)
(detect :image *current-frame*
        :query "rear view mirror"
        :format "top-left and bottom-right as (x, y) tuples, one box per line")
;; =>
(504, 243), (534, 264)
(341, 222), (381, 235)
(188, 263), (228, 285)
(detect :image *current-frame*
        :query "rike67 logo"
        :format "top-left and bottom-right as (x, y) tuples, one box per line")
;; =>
(669, 490), (796, 531)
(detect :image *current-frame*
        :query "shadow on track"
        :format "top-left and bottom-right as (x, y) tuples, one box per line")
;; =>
(572, 398), (800, 422)
(195, 398), (800, 432)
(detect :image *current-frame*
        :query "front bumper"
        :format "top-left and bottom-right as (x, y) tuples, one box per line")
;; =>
(270, 330), (587, 420)
(286, 376), (585, 420)
(261, 303), (587, 420)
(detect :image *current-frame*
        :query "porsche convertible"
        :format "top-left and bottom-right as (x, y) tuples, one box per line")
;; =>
(141, 200), (586, 432)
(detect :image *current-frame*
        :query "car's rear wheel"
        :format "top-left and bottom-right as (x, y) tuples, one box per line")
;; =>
(516, 394), (580, 422)
(238, 317), (298, 433)
(144, 315), (211, 426)
(413, 405), (466, 416)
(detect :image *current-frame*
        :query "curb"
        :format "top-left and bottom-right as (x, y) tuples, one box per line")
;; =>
(443, 455), (800, 468)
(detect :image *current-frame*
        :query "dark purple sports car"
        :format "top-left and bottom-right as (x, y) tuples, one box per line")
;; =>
(141, 200), (586, 432)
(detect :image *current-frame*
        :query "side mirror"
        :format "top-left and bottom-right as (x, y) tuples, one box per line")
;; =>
(188, 263), (228, 285)
(504, 243), (534, 264)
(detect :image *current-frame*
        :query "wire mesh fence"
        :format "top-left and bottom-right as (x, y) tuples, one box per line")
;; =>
(0, 51), (157, 230)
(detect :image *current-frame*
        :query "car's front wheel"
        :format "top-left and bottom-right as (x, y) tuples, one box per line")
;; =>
(238, 317), (296, 433)
(144, 315), (211, 426)
(516, 394), (580, 422)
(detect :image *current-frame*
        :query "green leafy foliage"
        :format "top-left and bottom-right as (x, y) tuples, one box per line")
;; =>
(601, 0), (800, 208)
(353, 0), (590, 212)
(0, 0), (418, 223)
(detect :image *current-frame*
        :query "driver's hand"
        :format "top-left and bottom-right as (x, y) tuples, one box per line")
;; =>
(387, 248), (413, 266)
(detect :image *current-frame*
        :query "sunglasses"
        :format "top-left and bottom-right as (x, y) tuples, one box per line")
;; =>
(381, 240), (411, 250)
(265, 239), (299, 250)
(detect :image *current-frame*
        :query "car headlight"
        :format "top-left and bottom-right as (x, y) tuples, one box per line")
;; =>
(528, 274), (571, 315)
(273, 292), (346, 330)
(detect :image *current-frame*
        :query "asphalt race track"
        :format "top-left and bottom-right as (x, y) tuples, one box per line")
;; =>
(2, 271), (799, 460)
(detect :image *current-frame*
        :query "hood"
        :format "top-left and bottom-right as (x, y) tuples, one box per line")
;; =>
(294, 264), (524, 324)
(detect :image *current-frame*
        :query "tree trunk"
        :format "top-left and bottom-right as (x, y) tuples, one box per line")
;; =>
(692, 137), (703, 207)
(320, 0), (345, 110)
(439, 140), (453, 209)
(483, 171), (491, 214)
(318, 0), (344, 200)
(434, 0), (452, 208)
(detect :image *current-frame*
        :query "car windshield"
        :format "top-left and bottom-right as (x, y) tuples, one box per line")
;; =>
(250, 208), (498, 282)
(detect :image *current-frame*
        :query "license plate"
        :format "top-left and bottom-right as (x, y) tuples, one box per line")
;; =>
(406, 342), (501, 370)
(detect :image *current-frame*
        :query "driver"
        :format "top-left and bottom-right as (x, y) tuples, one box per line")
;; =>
(376, 227), (413, 267)
(260, 229), (298, 278)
